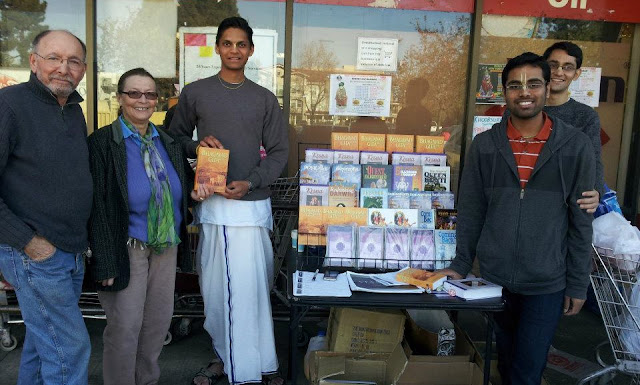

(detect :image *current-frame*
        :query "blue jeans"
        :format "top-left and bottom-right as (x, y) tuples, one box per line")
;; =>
(0, 244), (90, 385)
(494, 289), (564, 385)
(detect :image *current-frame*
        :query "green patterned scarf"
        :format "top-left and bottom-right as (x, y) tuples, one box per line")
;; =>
(122, 117), (180, 252)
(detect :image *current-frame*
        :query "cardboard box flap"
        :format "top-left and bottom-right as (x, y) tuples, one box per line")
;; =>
(312, 353), (347, 382)
(385, 343), (409, 385)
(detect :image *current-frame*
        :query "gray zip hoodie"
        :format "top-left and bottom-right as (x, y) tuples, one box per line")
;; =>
(448, 116), (595, 299)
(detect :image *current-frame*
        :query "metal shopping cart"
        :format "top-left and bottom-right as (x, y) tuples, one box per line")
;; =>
(578, 245), (640, 384)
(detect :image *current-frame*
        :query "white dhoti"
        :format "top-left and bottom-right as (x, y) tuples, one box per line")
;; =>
(195, 195), (278, 384)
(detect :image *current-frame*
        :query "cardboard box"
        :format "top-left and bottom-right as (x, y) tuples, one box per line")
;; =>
(398, 358), (491, 385)
(404, 317), (473, 360)
(328, 308), (406, 353)
(309, 343), (408, 385)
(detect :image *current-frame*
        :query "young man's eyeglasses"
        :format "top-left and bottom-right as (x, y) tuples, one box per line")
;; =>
(33, 52), (85, 71)
(548, 62), (576, 72)
(505, 81), (547, 91)
(119, 91), (159, 100)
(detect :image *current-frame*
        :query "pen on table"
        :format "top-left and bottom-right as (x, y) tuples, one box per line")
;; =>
(312, 269), (319, 281)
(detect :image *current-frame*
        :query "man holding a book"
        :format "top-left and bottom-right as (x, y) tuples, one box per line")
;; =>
(440, 52), (595, 385)
(170, 17), (288, 385)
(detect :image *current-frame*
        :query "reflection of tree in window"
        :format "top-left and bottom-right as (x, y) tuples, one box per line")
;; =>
(297, 42), (337, 124)
(535, 18), (623, 42)
(396, 15), (470, 133)
(0, 0), (49, 67)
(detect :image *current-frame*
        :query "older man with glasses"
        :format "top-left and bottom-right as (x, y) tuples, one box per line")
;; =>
(0, 30), (92, 385)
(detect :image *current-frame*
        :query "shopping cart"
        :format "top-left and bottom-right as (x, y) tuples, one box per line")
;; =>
(578, 245), (640, 384)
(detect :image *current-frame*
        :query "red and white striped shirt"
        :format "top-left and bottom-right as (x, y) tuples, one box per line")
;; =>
(507, 113), (553, 188)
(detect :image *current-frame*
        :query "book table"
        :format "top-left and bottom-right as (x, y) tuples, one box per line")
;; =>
(286, 248), (504, 385)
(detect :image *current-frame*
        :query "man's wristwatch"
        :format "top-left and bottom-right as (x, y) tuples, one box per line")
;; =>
(246, 180), (255, 194)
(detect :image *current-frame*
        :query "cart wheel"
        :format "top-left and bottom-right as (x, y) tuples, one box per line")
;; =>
(297, 329), (310, 347)
(0, 335), (18, 352)
(163, 331), (172, 346)
(173, 318), (192, 338)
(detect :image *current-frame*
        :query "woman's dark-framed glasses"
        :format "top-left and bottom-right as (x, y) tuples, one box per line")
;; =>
(120, 91), (158, 100)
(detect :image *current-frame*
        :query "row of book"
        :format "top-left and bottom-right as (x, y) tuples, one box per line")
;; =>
(306, 148), (447, 167)
(302, 185), (455, 210)
(300, 163), (451, 192)
(330, 132), (445, 154)
(324, 225), (456, 270)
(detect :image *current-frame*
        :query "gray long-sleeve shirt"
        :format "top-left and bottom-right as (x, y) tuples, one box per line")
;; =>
(169, 75), (288, 201)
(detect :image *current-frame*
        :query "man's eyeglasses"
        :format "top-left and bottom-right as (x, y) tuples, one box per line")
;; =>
(119, 91), (159, 100)
(33, 52), (85, 71)
(505, 82), (546, 92)
(548, 62), (577, 72)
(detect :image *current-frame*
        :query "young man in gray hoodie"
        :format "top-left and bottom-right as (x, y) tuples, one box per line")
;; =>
(440, 52), (595, 385)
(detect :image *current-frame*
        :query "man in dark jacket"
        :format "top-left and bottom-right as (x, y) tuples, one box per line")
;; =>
(0, 30), (92, 385)
(440, 52), (595, 385)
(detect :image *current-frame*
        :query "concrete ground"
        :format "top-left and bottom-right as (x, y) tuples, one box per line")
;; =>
(0, 305), (634, 385)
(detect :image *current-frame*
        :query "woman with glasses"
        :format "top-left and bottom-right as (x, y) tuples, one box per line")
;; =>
(88, 68), (211, 385)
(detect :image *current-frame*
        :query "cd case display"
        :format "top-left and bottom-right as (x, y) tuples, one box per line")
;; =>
(325, 225), (356, 268)
(357, 226), (384, 269)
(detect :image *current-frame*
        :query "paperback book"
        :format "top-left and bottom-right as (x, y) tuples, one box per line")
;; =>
(388, 192), (411, 209)
(299, 184), (329, 207)
(361, 164), (393, 189)
(194, 147), (229, 193)
(393, 165), (423, 192)
(357, 226), (384, 268)
(331, 132), (359, 151)
(328, 183), (358, 207)
(415, 135), (445, 154)
(299, 162), (331, 185)
(434, 230), (456, 269)
(305, 148), (334, 164)
(346, 270), (424, 294)
(331, 164), (362, 187)
(417, 209), (436, 230)
(325, 225), (356, 268)
(386, 134), (414, 154)
(410, 229), (436, 269)
(333, 150), (360, 164)
(359, 188), (388, 209)
(384, 227), (410, 269)
(431, 191), (455, 209)
(391, 152), (421, 166)
(436, 209), (458, 230)
(421, 153), (447, 167)
(358, 133), (386, 152)
(360, 151), (389, 165)
(443, 278), (503, 300)
(409, 191), (432, 209)
(396, 268), (445, 290)
(423, 166), (451, 192)
(368, 209), (418, 227)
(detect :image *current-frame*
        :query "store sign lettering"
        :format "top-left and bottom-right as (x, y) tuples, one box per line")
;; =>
(548, 0), (587, 9)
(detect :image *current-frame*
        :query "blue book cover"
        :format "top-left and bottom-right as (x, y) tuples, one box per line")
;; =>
(431, 191), (455, 209)
(388, 192), (411, 209)
(392, 165), (422, 191)
(299, 162), (331, 185)
(331, 164), (362, 188)
(409, 191), (432, 209)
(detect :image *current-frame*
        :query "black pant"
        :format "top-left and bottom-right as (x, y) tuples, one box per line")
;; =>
(494, 289), (565, 385)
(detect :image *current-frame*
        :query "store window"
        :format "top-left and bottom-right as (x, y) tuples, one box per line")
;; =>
(289, 1), (472, 193)
(0, 0), (87, 110)
(475, 14), (634, 190)
(96, 0), (285, 130)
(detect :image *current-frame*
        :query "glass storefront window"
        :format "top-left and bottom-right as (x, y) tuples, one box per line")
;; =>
(0, 0), (87, 110)
(96, 0), (285, 130)
(289, 2), (472, 193)
(477, 15), (634, 191)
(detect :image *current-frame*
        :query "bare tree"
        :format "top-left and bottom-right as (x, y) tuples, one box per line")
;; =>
(297, 42), (337, 123)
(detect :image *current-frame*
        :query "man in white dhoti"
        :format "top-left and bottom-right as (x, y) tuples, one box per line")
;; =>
(169, 16), (288, 385)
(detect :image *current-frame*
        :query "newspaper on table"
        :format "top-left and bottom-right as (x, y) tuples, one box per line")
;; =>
(346, 268), (425, 294)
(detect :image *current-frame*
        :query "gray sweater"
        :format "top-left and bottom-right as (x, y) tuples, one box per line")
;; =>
(0, 73), (93, 252)
(169, 75), (288, 201)
(448, 116), (595, 299)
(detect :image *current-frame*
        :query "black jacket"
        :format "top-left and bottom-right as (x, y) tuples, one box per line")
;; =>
(88, 120), (194, 291)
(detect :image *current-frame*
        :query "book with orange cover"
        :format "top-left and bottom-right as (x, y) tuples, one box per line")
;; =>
(415, 135), (445, 154)
(386, 134), (414, 153)
(395, 268), (447, 290)
(299, 206), (368, 235)
(194, 148), (229, 193)
(298, 206), (326, 234)
(331, 132), (359, 150)
(358, 133), (386, 151)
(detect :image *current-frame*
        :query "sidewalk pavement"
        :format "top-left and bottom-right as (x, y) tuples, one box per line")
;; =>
(0, 307), (626, 385)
